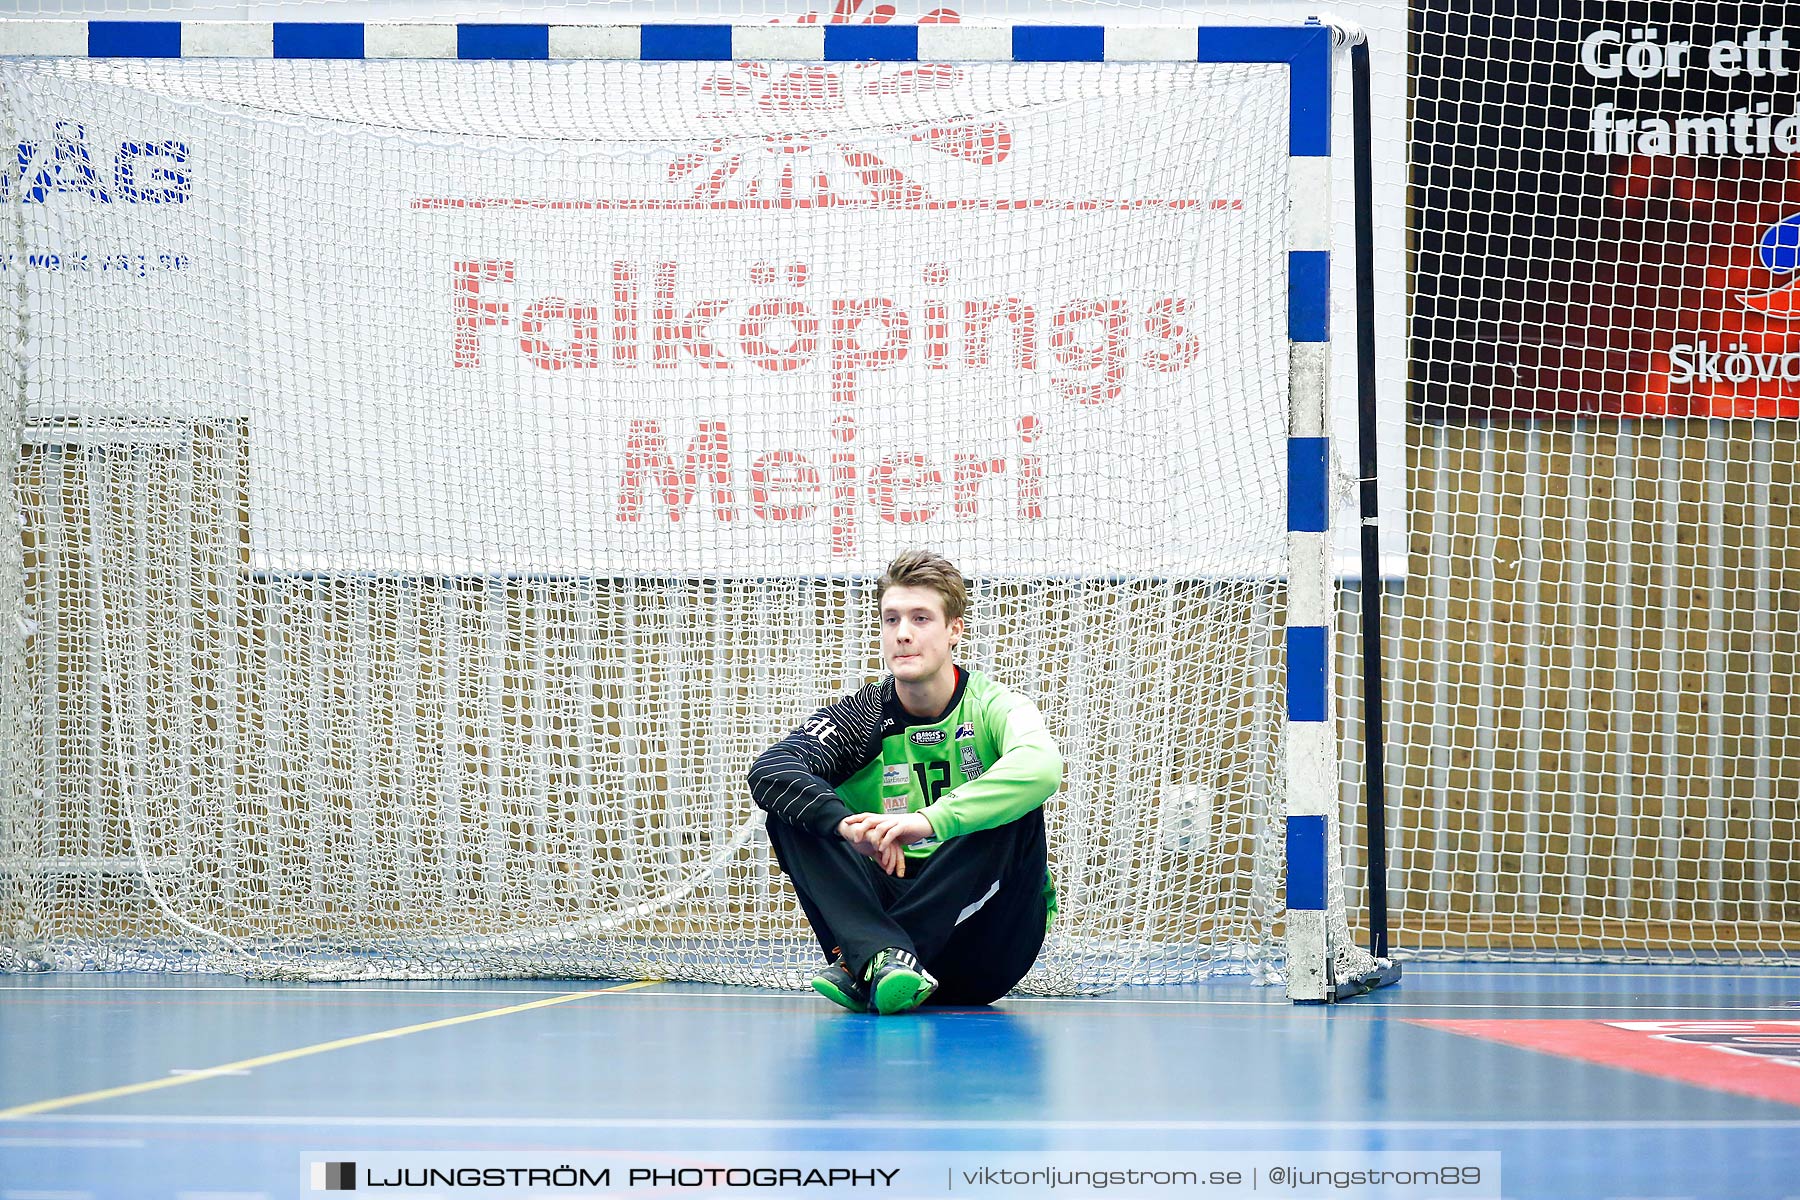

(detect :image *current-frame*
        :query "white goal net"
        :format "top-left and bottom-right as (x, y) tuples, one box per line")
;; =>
(0, 50), (1376, 989)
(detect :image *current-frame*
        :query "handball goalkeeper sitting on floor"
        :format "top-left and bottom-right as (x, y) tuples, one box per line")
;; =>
(747, 550), (1063, 1015)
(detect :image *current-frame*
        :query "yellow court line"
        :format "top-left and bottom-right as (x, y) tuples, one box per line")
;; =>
(0, 979), (663, 1120)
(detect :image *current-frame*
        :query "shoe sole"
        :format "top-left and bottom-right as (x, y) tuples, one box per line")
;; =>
(812, 976), (869, 1013)
(873, 970), (935, 1015)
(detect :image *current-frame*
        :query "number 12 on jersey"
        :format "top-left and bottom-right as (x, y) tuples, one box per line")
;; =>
(912, 760), (950, 804)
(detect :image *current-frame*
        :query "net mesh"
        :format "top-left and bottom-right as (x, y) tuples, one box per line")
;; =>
(13, 1), (1793, 978)
(0, 54), (1379, 988)
(1396, 4), (1798, 962)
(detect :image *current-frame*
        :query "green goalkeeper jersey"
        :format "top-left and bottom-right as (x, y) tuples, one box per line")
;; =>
(747, 667), (1062, 861)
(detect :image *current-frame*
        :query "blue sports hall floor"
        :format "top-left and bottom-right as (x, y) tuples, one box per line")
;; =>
(2, 963), (1797, 1199)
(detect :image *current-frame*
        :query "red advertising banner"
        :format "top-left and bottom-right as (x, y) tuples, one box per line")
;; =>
(1492, 158), (1800, 417)
(1414, 7), (1800, 417)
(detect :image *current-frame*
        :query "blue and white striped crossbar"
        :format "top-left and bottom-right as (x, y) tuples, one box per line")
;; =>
(3, 20), (1332, 155)
(2, 16), (1341, 1001)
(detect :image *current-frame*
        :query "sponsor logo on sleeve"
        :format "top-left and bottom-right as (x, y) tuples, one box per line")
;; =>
(961, 744), (985, 780)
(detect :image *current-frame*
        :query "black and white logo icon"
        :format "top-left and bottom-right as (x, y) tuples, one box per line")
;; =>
(312, 1162), (356, 1191)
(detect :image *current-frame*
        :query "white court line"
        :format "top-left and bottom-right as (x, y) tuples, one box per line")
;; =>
(2, 986), (1791, 1014)
(16, 1114), (1800, 1132)
(0, 1137), (143, 1148)
(4, 967), (1798, 995)
(981, 996), (1800, 1012)
(594, 990), (1800, 1013)
(0, 993), (615, 1000)
(1388, 970), (1800, 981)
(1316, 1003), (1800, 1012)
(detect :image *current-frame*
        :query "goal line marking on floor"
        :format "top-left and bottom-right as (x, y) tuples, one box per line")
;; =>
(5, 986), (1792, 1015)
(13, 1114), (1800, 1133)
(0, 980), (662, 1120)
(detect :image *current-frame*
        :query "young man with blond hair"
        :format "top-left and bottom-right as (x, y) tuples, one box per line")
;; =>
(748, 550), (1062, 1014)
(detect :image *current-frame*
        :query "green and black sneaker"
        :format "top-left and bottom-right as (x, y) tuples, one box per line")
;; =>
(865, 948), (937, 1016)
(811, 954), (870, 1013)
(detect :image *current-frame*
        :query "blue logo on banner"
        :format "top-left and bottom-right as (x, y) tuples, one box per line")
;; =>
(1756, 213), (1800, 274)
(3, 122), (189, 204)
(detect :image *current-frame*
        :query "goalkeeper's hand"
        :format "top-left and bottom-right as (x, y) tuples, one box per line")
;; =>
(837, 812), (933, 876)
(837, 813), (883, 857)
(838, 814), (898, 874)
(870, 812), (936, 878)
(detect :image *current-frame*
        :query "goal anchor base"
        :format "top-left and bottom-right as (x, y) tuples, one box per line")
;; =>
(1329, 958), (1402, 1003)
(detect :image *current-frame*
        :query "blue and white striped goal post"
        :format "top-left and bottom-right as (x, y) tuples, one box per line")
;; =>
(1, 16), (1353, 1003)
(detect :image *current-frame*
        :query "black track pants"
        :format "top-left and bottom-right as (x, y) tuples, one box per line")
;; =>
(764, 810), (1049, 1006)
